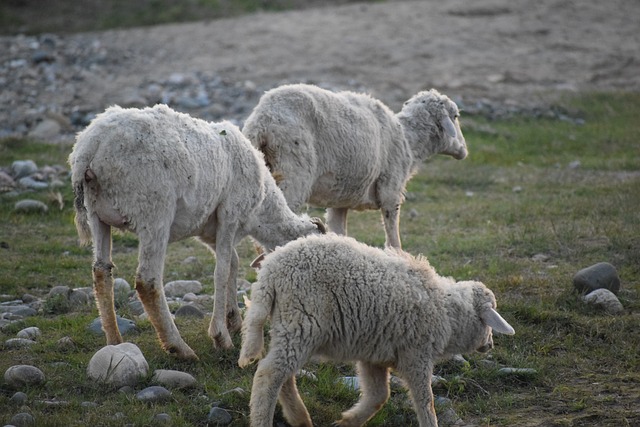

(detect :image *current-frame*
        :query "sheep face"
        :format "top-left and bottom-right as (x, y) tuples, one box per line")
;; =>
(401, 89), (468, 160)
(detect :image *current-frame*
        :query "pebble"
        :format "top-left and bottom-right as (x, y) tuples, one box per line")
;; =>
(16, 326), (41, 340)
(87, 343), (148, 387)
(497, 367), (538, 377)
(9, 412), (35, 427)
(135, 386), (172, 403)
(4, 365), (46, 388)
(152, 369), (198, 389)
(10, 391), (28, 405)
(164, 280), (203, 297)
(207, 406), (233, 425)
(573, 262), (621, 295)
(174, 304), (205, 319)
(582, 288), (624, 315)
(4, 338), (37, 349)
(88, 316), (137, 336)
(13, 199), (48, 213)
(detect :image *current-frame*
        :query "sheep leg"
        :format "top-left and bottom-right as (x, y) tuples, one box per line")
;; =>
(334, 362), (390, 427)
(279, 374), (312, 427)
(225, 248), (243, 334)
(249, 340), (310, 427)
(208, 225), (237, 349)
(381, 204), (402, 249)
(135, 232), (198, 360)
(397, 363), (438, 427)
(90, 215), (122, 345)
(326, 207), (349, 235)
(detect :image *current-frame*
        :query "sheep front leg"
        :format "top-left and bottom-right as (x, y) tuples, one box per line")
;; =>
(136, 233), (198, 360)
(279, 375), (312, 427)
(326, 207), (349, 236)
(381, 204), (402, 249)
(91, 217), (122, 345)
(397, 362), (438, 427)
(334, 362), (390, 427)
(225, 248), (243, 334)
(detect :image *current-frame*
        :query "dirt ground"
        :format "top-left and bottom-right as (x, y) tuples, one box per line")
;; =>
(63, 0), (639, 113)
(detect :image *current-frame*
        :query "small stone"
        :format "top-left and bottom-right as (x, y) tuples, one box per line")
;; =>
(14, 199), (48, 213)
(497, 367), (538, 377)
(4, 338), (37, 349)
(57, 336), (76, 351)
(582, 288), (624, 315)
(4, 365), (46, 388)
(48, 285), (71, 299)
(17, 326), (41, 340)
(531, 253), (550, 262)
(175, 304), (205, 318)
(573, 262), (621, 295)
(128, 299), (145, 316)
(87, 343), (148, 388)
(207, 406), (232, 425)
(10, 412), (35, 427)
(11, 160), (38, 179)
(114, 278), (132, 295)
(152, 413), (172, 425)
(136, 386), (171, 403)
(152, 369), (198, 389)
(10, 391), (28, 405)
(88, 316), (137, 336)
(17, 176), (49, 190)
(69, 289), (91, 307)
(164, 280), (203, 297)
(28, 119), (61, 141)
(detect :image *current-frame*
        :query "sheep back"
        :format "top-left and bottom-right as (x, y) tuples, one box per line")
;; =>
(70, 104), (269, 242)
(254, 234), (468, 364)
(243, 84), (411, 210)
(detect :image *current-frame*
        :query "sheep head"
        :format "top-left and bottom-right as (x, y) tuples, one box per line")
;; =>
(398, 89), (468, 161)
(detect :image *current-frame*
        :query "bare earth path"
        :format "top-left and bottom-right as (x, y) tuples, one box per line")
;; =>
(1, 0), (638, 137)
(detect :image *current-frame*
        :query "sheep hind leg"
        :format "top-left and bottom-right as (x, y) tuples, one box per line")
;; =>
(279, 375), (312, 427)
(333, 362), (390, 427)
(90, 216), (122, 345)
(136, 233), (198, 361)
(225, 248), (243, 334)
(397, 362), (438, 427)
(326, 207), (349, 235)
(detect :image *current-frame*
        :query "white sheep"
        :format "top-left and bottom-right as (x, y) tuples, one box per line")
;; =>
(239, 234), (514, 427)
(242, 84), (468, 249)
(69, 104), (324, 360)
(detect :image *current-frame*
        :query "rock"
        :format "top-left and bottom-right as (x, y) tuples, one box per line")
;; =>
(11, 160), (38, 179)
(136, 386), (171, 403)
(207, 406), (232, 425)
(152, 413), (172, 425)
(57, 336), (76, 351)
(498, 367), (538, 377)
(87, 343), (149, 387)
(0, 305), (37, 318)
(174, 304), (205, 319)
(10, 412), (35, 427)
(114, 278), (132, 295)
(69, 289), (91, 307)
(48, 285), (71, 299)
(16, 326), (41, 340)
(152, 369), (198, 389)
(18, 176), (49, 190)
(28, 119), (61, 140)
(4, 365), (46, 388)
(582, 288), (624, 315)
(14, 199), (48, 213)
(573, 262), (621, 295)
(10, 391), (28, 405)
(338, 376), (359, 391)
(88, 316), (137, 336)
(128, 299), (145, 316)
(164, 280), (203, 297)
(4, 338), (37, 349)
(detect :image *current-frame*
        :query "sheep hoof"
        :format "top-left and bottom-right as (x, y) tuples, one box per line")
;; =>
(167, 345), (199, 361)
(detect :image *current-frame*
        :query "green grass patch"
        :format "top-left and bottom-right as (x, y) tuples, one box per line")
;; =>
(1, 92), (639, 425)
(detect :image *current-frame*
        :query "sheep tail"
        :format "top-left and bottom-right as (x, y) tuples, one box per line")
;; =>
(72, 180), (92, 246)
(238, 281), (273, 368)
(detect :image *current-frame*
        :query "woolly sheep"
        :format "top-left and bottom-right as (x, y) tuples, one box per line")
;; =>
(242, 84), (467, 248)
(69, 104), (325, 360)
(239, 234), (514, 427)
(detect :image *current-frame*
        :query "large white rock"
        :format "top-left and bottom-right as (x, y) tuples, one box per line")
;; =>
(87, 343), (149, 387)
(582, 288), (624, 315)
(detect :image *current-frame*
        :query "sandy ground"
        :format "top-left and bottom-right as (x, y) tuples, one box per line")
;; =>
(73, 0), (638, 112)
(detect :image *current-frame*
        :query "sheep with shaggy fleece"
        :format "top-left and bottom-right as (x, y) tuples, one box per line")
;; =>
(239, 234), (514, 427)
(242, 84), (467, 248)
(69, 104), (325, 360)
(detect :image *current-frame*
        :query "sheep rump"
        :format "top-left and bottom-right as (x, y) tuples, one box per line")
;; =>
(69, 104), (324, 360)
(239, 234), (514, 427)
(243, 83), (468, 248)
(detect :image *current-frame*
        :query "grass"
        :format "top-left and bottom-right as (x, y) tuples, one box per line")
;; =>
(1, 91), (639, 426)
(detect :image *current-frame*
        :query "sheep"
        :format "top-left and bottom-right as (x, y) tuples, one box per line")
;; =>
(69, 104), (325, 360)
(242, 83), (468, 249)
(239, 234), (514, 427)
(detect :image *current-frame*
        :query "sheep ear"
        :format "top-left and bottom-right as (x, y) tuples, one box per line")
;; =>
(481, 308), (515, 335)
(250, 253), (265, 269)
(441, 116), (457, 138)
